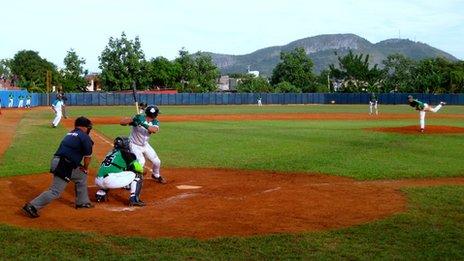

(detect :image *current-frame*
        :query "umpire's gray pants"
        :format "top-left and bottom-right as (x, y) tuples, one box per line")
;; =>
(30, 157), (91, 210)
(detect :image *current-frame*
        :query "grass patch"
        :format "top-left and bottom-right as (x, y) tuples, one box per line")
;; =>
(1, 186), (463, 259)
(66, 104), (464, 116)
(97, 118), (464, 180)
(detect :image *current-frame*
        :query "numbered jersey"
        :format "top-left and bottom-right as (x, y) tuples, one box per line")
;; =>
(97, 149), (137, 178)
(129, 115), (160, 146)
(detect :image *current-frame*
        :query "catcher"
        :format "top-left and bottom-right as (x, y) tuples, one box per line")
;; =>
(407, 95), (445, 132)
(95, 136), (145, 206)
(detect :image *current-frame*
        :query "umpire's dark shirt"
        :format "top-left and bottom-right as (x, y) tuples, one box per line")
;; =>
(55, 128), (93, 168)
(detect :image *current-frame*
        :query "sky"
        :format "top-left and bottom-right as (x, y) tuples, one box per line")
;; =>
(1, 0), (463, 72)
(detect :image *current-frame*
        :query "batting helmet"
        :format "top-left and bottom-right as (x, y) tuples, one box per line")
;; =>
(114, 136), (130, 152)
(145, 105), (159, 118)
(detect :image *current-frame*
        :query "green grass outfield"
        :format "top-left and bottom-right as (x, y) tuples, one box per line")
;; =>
(1, 105), (463, 259)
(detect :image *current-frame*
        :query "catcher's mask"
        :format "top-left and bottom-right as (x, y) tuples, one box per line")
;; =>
(145, 105), (160, 118)
(114, 136), (131, 152)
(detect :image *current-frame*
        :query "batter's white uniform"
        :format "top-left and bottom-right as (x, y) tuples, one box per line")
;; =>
(129, 117), (161, 178)
(52, 99), (64, 127)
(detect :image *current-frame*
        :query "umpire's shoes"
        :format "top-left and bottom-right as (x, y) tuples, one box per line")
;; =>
(129, 196), (146, 207)
(152, 174), (167, 184)
(22, 203), (39, 218)
(75, 203), (94, 209)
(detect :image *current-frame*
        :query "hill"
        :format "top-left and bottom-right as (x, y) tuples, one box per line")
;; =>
(206, 34), (458, 76)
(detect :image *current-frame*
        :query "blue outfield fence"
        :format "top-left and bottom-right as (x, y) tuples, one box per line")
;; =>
(12, 92), (464, 106)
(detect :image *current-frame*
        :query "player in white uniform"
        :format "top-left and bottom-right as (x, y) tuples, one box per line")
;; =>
(120, 105), (166, 184)
(51, 94), (65, 128)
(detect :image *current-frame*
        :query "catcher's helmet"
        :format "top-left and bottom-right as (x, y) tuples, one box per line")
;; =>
(114, 136), (130, 152)
(145, 105), (159, 118)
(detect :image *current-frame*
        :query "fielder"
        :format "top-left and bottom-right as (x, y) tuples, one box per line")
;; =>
(257, 97), (262, 106)
(95, 137), (145, 206)
(138, 102), (147, 114)
(407, 95), (445, 132)
(8, 93), (13, 107)
(17, 95), (24, 108)
(369, 93), (378, 115)
(51, 94), (65, 128)
(25, 94), (31, 108)
(120, 105), (166, 184)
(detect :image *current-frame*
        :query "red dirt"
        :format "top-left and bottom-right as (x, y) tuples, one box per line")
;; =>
(369, 125), (464, 134)
(1, 109), (464, 239)
(0, 109), (27, 158)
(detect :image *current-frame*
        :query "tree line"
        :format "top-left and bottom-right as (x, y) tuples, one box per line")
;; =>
(1, 32), (463, 93)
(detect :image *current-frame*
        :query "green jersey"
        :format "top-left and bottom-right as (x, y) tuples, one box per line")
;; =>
(97, 149), (142, 178)
(408, 99), (425, 110)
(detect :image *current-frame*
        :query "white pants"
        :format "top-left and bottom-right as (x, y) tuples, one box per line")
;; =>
(257, 100), (262, 106)
(95, 171), (137, 195)
(369, 101), (378, 114)
(52, 111), (62, 127)
(26, 99), (31, 107)
(130, 142), (161, 177)
(18, 100), (23, 108)
(95, 171), (136, 189)
(8, 99), (13, 107)
(419, 103), (443, 129)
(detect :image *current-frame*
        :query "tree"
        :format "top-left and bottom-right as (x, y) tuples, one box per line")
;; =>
(99, 32), (146, 91)
(382, 54), (415, 92)
(329, 50), (384, 92)
(0, 59), (12, 77)
(146, 56), (179, 88)
(9, 50), (60, 92)
(62, 49), (87, 92)
(236, 74), (272, 93)
(174, 49), (219, 93)
(273, 81), (301, 93)
(270, 47), (317, 92)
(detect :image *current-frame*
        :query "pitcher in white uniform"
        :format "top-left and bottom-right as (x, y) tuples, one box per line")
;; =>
(51, 94), (65, 128)
(120, 105), (166, 184)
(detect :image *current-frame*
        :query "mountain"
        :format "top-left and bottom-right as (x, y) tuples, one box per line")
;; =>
(205, 34), (458, 76)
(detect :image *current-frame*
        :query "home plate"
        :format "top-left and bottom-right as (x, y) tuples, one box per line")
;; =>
(176, 185), (202, 190)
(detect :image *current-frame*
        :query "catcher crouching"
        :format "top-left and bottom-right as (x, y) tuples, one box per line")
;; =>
(95, 136), (145, 206)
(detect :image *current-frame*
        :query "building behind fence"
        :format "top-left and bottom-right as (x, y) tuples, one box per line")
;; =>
(1, 90), (464, 107)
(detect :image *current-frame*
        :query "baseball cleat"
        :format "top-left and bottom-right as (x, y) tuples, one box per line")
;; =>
(129, 196), (146, 207)
(152, 174), (167, 184)
(22, 203), (39, 218)
(75, 203), (94, 209)
(440, 101), (446, 106)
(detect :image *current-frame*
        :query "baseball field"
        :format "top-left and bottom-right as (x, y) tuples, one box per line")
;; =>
(1, 104), (464, 259)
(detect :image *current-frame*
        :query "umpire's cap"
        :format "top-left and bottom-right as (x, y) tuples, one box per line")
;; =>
(75, 116), (93, 129)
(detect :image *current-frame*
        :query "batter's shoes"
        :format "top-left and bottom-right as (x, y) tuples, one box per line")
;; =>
(22, 203), (39, 218)
(75, 203), (94, 209)
(129, 196), (145, 207)
(152, 174), (167, 184)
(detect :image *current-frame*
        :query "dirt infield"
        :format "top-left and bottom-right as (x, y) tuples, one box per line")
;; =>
(0, 109), (27, 158)
(1, 109), (464, 239)
(369, 125), (464, 134)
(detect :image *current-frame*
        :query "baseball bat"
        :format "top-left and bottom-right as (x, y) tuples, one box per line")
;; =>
(132, 81), (139, 113)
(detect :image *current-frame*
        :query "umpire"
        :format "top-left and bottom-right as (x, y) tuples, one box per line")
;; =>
(22, 116), (95, 218)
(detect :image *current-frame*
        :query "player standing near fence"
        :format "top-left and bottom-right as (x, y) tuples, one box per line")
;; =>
(51, 94), (65, 128)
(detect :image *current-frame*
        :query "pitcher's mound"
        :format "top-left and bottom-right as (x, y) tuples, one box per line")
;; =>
(368, 125), (464, 134)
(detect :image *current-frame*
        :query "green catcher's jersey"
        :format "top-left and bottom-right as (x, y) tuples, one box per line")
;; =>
(97, 149), (142, 177)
